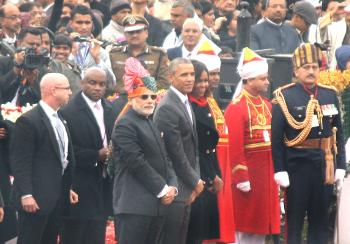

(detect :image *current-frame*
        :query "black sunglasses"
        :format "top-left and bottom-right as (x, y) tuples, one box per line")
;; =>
(140, 94), (157, 100)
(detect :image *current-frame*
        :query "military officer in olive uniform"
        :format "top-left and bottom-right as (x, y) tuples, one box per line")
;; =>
(109, 15), (170, 94)
(271, 43), (346, 244)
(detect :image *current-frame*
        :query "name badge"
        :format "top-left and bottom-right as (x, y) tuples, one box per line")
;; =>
(263, 130), (270, 142)
(144, 60), (155, 65)
(312, 114), (319, 127)
(321, 104), (338, 116)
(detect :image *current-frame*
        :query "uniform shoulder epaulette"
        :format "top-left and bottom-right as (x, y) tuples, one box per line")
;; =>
(109, 45), (125, 53)
(317, 83), (338, 93)
(232, 93), (244, 104)
(272, 83), (296, 95)
(149, 45), (167, 54)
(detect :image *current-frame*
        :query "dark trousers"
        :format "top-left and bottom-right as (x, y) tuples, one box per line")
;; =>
(115, 214), (164, 244)
(160, 201), (191, 244)
(286, 161), (333, 244)
(17, 203), (61, 244)
(60, 217), (107, 244)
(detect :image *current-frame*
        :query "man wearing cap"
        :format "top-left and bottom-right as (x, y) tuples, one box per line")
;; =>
(109, 15), (170, 94)
(271, 43), (346, 244)
(225, 47), (280, 243)
(288, 1), (318, 43)
(112, 57), (177, 244)
(102, 0), (131, 43)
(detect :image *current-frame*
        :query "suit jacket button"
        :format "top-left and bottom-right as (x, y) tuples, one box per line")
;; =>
(206, 149), (210, 154)
(207, 131), (210, 135)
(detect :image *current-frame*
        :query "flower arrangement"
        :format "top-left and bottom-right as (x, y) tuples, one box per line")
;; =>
(318, 70), (350, 93)
(1, 103), (36, 123)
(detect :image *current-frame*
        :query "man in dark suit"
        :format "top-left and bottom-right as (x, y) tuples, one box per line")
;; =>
(0, 107), (17, 243)
(10, 73), (77, 244)
(60, 67), (117, 244)
(153, 58), (205, 244)
(112, 57), (178, 244)
(167, 18), (202, 61)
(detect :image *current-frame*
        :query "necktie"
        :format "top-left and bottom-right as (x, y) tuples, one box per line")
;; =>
(184, 99), (193, 125)
(53, 113), (68, 169)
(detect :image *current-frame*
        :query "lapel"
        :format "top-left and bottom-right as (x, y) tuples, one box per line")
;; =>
(75, 92), (103, 146)
(38, 104), (61, 162)
(168, 89), (198, 144)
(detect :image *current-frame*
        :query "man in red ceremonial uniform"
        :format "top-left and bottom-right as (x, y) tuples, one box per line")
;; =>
(225, 48), (280, 243)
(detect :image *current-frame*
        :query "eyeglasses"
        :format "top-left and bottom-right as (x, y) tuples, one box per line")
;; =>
(140, 94), (157, 100)
(55, 86), (71, 90)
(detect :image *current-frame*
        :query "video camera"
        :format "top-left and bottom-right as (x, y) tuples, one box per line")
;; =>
(73, 36), (91, 43)
(16, 47), (51, 70)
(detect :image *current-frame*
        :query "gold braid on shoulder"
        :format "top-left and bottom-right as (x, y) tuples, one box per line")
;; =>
(274, 89), (323, 147)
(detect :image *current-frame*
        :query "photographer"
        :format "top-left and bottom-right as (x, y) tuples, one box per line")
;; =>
(69, 5), (116, 93)
(0, 27), (48, 106)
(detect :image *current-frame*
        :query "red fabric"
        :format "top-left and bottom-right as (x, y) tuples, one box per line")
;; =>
(224, 94), (280, 235)
(188, 95), (208, 107)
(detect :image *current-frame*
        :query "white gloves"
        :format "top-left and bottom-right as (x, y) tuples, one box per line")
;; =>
(236, 181), (251, 192)
(335, 169), (346, 191)
(274, 171), (290, 188)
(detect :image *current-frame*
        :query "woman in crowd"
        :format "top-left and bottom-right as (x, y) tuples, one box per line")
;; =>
(200, 0), (221, 45)
(186, 60), (223, 244)
(217, 10), (240, 52)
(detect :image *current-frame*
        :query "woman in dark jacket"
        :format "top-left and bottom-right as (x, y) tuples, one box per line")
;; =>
(186, 60), (223, 244)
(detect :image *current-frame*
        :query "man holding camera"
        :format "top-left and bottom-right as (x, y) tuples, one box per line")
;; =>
(0, 27), (48, 106)
(69, 5), (116, 92)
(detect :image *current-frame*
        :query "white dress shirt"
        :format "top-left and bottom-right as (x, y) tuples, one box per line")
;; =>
(40, 101), (69, 169)
(81, 92), (107, 147)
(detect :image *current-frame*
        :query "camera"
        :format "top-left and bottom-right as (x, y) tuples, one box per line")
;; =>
(73, 36), (91, 43)
(16, 47), (51, 70)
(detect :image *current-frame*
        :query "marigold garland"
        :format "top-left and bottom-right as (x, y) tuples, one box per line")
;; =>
(318, 70), (350, 93)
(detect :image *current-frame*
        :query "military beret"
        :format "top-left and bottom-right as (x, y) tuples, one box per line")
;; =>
(122, 15), (149, 32)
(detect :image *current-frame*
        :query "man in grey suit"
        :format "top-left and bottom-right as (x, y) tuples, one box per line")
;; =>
(154, 58), (205, 244)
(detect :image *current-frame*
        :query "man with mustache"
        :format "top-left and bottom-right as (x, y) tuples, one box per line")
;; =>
(250, 0), (300, 53)
(225, 48), (280, 243)
(60, 67), (118, 244)
(272, 43), (346, 244)
(111, 57), (177, 244)
(109, 15), (170, 94)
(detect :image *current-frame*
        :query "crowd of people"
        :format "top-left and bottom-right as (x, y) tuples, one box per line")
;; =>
(0, 0), (350, 243)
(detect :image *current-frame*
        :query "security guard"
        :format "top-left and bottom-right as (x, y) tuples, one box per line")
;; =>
(271, 43), (346, 244)
(109, 15), (170, 94)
